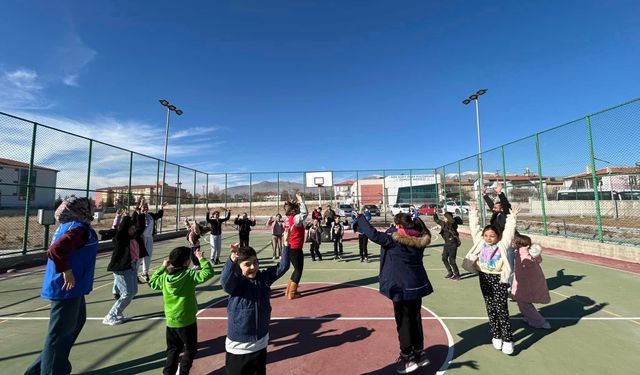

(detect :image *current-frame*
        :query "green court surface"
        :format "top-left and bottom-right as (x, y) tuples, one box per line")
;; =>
(1, 232), (638, 374)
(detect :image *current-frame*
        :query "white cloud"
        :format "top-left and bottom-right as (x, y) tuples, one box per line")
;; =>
(0, 68), (51, 110)
(171, 126), (219, 140)
(63, 74), (79, 87)
(58, 32), (97, 87)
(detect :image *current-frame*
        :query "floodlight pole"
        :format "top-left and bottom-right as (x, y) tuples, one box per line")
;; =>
(160, 106), (171, 206)
(158, 100), (183, 208)
(475, 98), (485, 200)
(463, 89), (487, 225)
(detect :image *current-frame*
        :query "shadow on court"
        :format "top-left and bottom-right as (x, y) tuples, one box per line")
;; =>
(447, 294), (608, 369)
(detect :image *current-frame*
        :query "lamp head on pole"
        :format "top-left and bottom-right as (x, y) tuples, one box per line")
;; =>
(462, 99), (471, 105)
(175, 109), (183, 115)
(159, 99), (169, 107)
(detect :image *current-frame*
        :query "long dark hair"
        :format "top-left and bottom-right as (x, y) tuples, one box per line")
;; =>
(394, 213), (429, 235)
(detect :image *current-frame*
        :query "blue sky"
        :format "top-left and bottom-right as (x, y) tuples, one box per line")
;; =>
(1, 0), (639, 177)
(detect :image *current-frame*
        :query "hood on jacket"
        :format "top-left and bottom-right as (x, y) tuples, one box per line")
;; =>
(163, 267), (191, 295)
(392, 232), (431, 249)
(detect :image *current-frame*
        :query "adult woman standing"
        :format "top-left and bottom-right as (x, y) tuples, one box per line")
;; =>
(25, 196), (99, 375)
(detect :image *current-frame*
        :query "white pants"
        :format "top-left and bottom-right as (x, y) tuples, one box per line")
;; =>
(210, 234), (222, 261)
(140, 235), (154, 274)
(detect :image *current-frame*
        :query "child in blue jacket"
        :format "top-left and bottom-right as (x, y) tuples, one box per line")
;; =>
(221, 229), (291, 374)
(354, 212), (432, 374)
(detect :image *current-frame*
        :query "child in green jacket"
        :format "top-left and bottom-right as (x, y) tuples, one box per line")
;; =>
(149, 246), (214, 375)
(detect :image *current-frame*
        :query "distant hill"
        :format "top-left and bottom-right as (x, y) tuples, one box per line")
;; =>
(224, 180), (330, 196)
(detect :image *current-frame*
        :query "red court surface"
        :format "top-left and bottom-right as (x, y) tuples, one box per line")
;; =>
(191, 282), (451, 374)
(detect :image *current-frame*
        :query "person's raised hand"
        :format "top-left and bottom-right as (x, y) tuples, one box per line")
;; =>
(295, 193), (303, 202)
(195, 248), (204, 260)
(509, 205), (521, 216)
(230, 242), (240, 262)
(494, 182), (503, 194)
(469, 201), (477, 211)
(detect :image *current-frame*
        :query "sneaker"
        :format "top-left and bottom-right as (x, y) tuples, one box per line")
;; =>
(491, 338), (503, 350)
(395, 353), (418, 374)
(444, 273), (453, 279)
(137, 274), (148, 284)
(113, 293), (120, 300)
(365, 257), (370, 263)
(501, 341), (514, 355)
(215, 258), (221, 265)
(360, 258), (364, 262)
(413, 350), (430, 367)
(102, 316), (125, 326)
(450, 275), (461, 281)
(541, 321), (552, 329)
(272, 256), (276, 260)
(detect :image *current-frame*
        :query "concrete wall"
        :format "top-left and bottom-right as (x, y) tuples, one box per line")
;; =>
(529, 198), (640, 217)
(458, 225), (640, 263)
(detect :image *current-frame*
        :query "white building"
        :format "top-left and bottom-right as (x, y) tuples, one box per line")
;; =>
(0, 158), (58, 209)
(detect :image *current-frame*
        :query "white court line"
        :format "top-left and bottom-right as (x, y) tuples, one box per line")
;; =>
(2, 316), (639, 321)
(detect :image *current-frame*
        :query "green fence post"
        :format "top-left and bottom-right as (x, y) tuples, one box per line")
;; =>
(355, 170), (359, 208)
(535, 133), (548, 235)
(224, 173), (228, 209)
(206, 174), (209, 209)
(249, 173), (253, 217)
(22, 122), (37, 255)
(86, 139), (93, 198)
(409, 169), (413, 205)
(193, 172), (197, 220)
(439, 167), (445, 204)
(383, 169), (387, 225)
(177, 167), (182, 232)
(457, 160), (463, 220)
(155, 159), (161, 212)
(127, 152), (133, 209)
(501, 145), (508, 196)
(586, 115), (604, 242)
(277, 172), (280, 215)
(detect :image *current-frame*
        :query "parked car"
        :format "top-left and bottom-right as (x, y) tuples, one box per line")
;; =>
(337, 203), (355, 217)
(363, 204), (381, 216)
(390, 203), (411, 215)
(419, 204), (442, 215)
(445, 201), (469, 216)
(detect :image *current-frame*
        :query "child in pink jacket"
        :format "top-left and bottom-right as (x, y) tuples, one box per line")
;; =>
(511, 233), (551, 329)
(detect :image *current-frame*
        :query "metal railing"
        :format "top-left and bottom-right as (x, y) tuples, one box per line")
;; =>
(1, 97), (639, 255)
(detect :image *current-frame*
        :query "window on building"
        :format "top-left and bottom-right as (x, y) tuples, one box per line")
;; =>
(18, 169), (37, 201)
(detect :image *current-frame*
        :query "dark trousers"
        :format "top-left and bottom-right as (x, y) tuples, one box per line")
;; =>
(358, 234), (369, 259)
(479, 272), (513, 342)
(309, 240), (322, 260)
(393, 299), (424, 355)
(164, 322), (198, 375)
(239, 233), (250, 248)
(289, 248), (304, 283)
(333, 236), (343, 257)
(225, 348), (267, 375)
(442, 243), (459, 276)
(25, 296), (86, 375)
(190, 246), (200, 267)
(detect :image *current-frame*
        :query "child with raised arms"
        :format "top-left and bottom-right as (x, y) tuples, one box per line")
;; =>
(221, 229), (292, 374)
(148, 246), (214, 375)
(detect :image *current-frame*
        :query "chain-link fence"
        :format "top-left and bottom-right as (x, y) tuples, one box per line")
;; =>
(1, 98), (639, 255)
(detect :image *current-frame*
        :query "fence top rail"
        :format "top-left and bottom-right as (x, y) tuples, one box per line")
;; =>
(206, 168), (439, 176)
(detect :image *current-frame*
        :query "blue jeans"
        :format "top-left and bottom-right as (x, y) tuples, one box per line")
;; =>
(25, 296), (86, 375)
(106, 263), (138, 319)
